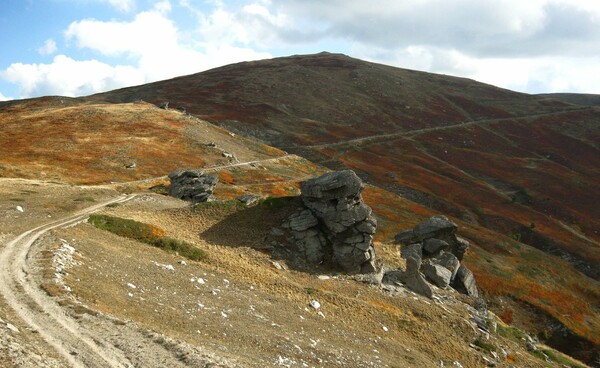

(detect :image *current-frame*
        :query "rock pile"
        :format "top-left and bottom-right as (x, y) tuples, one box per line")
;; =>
(388, 215), (478, 298)
(283, 170), (377, 274)
(168, 169), (218, 203)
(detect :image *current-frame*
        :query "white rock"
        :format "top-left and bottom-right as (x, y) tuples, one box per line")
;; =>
(309, 300), (321, 309)
(164, 264), (175, 271)
(127, 292), (134, 298)
(197, 278), (206, 284)
(382, 326), (389, 332)
(16, 206), (23, 213)
(453, 362), (463, 368)
(317, 311), (325, 318)
(127, 283), (137, 289)
(6, 323), (19, 333)
(178, 260), (187, 266)
(317, 275), (330, 280)
(221, 311), (228, 318)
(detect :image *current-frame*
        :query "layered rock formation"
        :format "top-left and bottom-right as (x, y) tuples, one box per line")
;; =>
(168, 169), (218, 203)
(283, 170), (377, 274)
(389, 215), (479, 298)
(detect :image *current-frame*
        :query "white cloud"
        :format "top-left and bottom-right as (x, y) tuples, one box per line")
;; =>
(38, 39), (58, 55)
(1, 55), (145, 97)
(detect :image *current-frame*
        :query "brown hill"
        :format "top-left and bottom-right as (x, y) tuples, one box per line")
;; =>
(85, 52), (600, 364)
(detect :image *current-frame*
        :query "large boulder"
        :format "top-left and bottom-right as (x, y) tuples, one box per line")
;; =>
(412, 215), (458, 241)
(422, 238), (449, 257)
(422, 263), (452, 288)
(168, 169), (218, 203)
(452, 265), (479, 297)
(290, 170), (377, 274)
(432, 251), (461, 282)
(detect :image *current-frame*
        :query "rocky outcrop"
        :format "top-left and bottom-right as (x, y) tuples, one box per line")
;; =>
(385, 215), (478, 298)
(168, 169), (218, 203)
(283, 170), (377, 274)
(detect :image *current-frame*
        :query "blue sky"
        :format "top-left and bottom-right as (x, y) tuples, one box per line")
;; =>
(1, 0), (600, 101)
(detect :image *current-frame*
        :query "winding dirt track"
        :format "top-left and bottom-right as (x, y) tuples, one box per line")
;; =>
(0, 194), (135, 368)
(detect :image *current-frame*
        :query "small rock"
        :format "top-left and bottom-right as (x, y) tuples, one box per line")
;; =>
(270, 261), (285, 270)
(127, 283), (137, 289)
(382, 326), (389, 332)
(309, 300), (321, 309)
(317, 275), (330, 280)
(164, 264), (175, 271)
(178, 260), (187, 266)
(222, 152), (233, 158)
(197, 278), (206, 284)
(236, 194), (259, 206)
(6, 323), (19, 333)
(125, 162), (136, 169)
(453, 362), (464, 368)
(16, 206), (24, 212)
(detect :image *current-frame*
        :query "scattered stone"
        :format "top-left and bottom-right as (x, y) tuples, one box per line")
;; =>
(159, 102), (169, 109)
(127, 283), (137, 289)
(6, 323), (19, 333)
(178, 260), (187, 266)
(317, 275), (330, 280)
(236, 194), (259, 206)
(197, 278), (206, 284)
(206, 142), (217, 147)
(452, 265), (479, 297)
(168, 169), (218, 203)
(309, 300), (321, 310)
(222, 152), (233, 159)
(16, 206), (24, 213)
(382, 326), (389, 332)
(125, 162), (136, 169)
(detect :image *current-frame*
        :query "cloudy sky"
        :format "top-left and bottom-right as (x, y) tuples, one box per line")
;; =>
(1, 0), (600, 101)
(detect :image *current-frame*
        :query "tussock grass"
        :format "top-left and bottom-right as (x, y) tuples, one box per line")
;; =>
(88, 214), (206, 261)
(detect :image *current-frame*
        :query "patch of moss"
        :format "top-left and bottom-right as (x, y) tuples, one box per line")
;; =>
(497, 324), (527, 341)
(473, 338), (496, 352)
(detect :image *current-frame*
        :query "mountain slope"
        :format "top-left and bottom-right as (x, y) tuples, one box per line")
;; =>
(86, 52), (600, 364)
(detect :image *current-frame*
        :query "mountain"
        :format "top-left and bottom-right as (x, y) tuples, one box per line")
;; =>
(1, 53), (598, 367)
(86, 52), (600, 364)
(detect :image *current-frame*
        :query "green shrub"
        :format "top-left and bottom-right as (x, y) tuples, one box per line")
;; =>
(152, 237), (207, 261)
(88, 214), (206, 261)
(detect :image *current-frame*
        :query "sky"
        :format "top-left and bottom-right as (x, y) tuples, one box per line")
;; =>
(1, 0), (600, 101)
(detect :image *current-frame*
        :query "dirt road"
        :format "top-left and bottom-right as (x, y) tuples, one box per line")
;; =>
(0, 194), (136, 367)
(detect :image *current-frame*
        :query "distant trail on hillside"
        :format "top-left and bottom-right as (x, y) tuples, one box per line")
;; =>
(284, 108), (594, 150)
(0, 195), (135, 367)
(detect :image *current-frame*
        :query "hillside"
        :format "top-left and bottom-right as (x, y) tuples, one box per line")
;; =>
(87, 52), (600, 364)
(0, 53), (598, 366)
